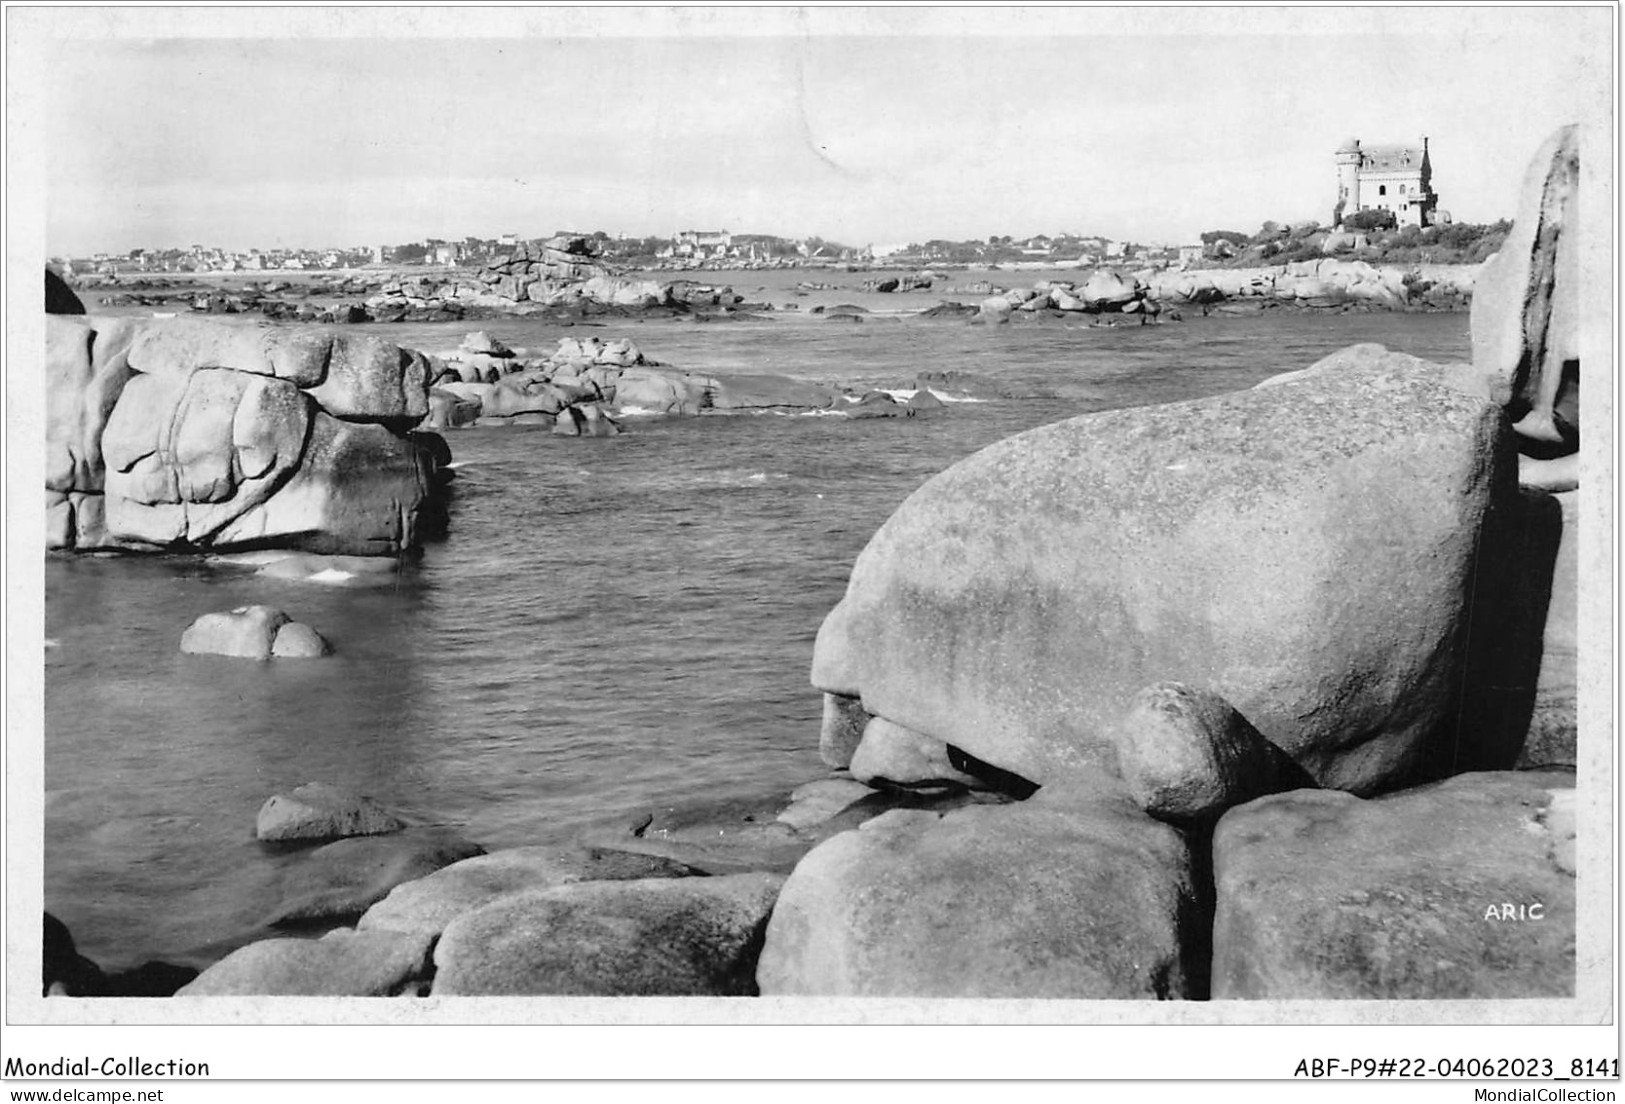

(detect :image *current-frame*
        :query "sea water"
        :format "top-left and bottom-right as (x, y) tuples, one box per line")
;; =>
(42, 297), (1471, 970)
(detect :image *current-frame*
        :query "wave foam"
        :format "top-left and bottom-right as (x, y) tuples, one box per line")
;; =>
(305, 569), (357, 584)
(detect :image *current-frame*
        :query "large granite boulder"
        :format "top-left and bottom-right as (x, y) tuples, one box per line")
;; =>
(46, 316), (143, 548)
(1470, 124), (1580, 446)
(49, 316), (446, 556)
(1078, 269), (1140, 310)
(756, 793), (1196, 998)
(1211, 771), (1576, 999)
(812, 352), (1516, 794)
(431, 873), (783, 996)
(610, 367), (709, 415)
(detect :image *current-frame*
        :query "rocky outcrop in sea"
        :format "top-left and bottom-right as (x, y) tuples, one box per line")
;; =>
(343, 237), (753, 321)
(418, 333), (951, 430)
(961, 259), (1476, 323)
(46, 316), (451, 556)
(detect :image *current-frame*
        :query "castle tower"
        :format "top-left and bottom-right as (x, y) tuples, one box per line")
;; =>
(1334, 137), (1363, 226)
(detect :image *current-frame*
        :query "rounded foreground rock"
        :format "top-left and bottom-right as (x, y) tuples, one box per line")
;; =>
(1211, 770), (1576, 999)
(1109, 682), (1315, 823)
(432, 872), (784, 996)
(756, 795), (1196, 998)
(177, 928), (433, 996)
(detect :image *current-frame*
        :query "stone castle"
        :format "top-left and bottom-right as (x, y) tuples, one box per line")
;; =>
(1335, 137), (1439, 227)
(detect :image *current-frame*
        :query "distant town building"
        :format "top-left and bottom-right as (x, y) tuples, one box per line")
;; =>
(1335, 137), (1438, 227)
(674, 229), (732, 258)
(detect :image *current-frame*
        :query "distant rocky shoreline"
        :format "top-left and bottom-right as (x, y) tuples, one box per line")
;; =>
(72, 238), (1478, 326)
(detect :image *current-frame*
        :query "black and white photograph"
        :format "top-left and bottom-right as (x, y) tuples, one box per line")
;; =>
(3, 3), (1616, 1088)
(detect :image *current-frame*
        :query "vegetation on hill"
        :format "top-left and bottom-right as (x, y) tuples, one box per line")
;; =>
(1199, 218), (1511, 269)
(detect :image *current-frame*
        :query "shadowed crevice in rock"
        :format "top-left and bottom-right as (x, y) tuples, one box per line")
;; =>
(1426, 487), (1562, 779)
(1180, 824), (1217, 1001)
(946, 743), (1040, 799)
(46, 268), (86, 314)
(44, 913), (198, 997)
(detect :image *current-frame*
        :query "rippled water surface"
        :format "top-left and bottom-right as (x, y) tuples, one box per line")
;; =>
(44, 289), (1470, 969)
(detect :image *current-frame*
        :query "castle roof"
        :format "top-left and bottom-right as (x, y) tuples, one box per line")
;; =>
(1359, 145), (1426, 173)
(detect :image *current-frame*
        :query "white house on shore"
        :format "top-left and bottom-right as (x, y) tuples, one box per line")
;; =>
(1335, 137), (1439, 227)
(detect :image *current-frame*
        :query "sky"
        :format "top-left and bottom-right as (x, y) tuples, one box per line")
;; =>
(14, 5), (1615, 256)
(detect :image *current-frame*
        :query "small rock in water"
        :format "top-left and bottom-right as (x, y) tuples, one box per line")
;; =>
(180, 605), (331, 660)
(256, 782), (406, 843)
(270, 621), (332, 658)
(179, 605), (288, 659)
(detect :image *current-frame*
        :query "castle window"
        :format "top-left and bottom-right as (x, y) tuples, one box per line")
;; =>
(1378, 184), (1387, 196)
(1399, 183), (1407, 194)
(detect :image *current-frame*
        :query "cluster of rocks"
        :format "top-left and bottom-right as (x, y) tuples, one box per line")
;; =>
(94, 276), (396, 323)
(146, 778), (1014, 996)
(861, 274), (934, 293)
(343, 239), (756, 322)
(975, 268), (1161, 320)
(417, 332), (949, 430)
(180, 605), (332, 659)
(1144, 259), (1477, 311)
(965, 260), (1475, 324)
(46, 314), (453, 556)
